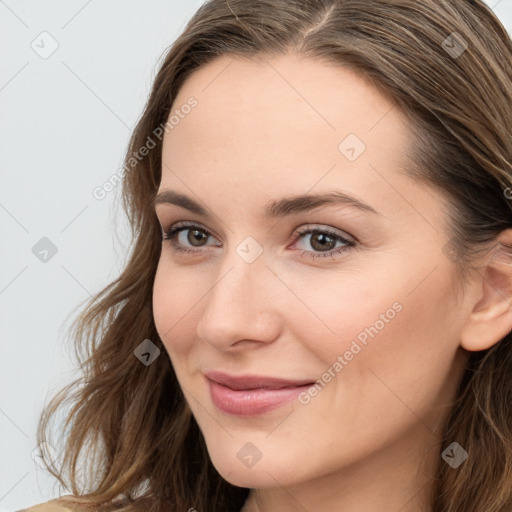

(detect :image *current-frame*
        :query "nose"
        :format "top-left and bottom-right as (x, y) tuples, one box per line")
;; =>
(195, 245), (282, 352)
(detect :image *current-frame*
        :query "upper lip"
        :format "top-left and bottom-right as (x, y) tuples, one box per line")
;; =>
(205, 371), (316, 390)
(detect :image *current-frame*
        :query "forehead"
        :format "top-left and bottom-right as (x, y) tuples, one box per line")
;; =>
(163, 52), (410, 166)
(168, 52), (404, 144)
(158, 53), (431, 225)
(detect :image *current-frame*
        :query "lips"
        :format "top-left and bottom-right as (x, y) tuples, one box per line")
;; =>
(205, 370), (315, 390)
(205, 371), (316, 416)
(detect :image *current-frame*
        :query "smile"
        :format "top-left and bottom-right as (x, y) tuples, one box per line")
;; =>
(205, 371), (316, 416)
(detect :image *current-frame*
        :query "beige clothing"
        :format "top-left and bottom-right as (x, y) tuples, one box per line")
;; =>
(16, 495), (120, 511)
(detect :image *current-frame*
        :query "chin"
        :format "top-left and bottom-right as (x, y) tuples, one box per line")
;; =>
(216, 462), (292, 489)
(207, 445), (308, 489)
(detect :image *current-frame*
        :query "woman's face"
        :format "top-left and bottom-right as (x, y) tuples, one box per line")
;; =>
(152, 53), (470, 490)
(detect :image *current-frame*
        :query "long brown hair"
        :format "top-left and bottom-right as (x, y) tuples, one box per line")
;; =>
(37, 1), (512, 510)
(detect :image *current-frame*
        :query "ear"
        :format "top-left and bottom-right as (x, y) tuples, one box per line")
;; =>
(460, 229), (512, 352)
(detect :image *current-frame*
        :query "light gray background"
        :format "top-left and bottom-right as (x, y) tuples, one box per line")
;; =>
(1, 1), (511, 510)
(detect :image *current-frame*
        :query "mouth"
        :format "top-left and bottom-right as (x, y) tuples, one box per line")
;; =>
(205, 371), (317, 416)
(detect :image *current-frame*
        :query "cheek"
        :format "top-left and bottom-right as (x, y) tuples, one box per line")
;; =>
(282, 268), (405, 367)
(291, 256), (461, 408)
(312, 264), (461, 425)
(152, 260), (200, 358)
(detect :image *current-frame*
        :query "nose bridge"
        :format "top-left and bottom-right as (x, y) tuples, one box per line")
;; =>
(195, 238), (281, 348)
(212, 232), (270, 302)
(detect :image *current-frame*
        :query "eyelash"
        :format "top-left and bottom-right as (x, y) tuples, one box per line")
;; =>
(161, 222), (356, 260)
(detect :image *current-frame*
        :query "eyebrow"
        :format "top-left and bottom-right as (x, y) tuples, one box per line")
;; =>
(153, 189), (381, 217)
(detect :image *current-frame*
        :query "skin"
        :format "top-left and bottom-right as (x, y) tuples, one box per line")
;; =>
(152, 52), (512, 512)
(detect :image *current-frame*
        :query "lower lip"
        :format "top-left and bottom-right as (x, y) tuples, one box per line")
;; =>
(208, 379), (313, 416)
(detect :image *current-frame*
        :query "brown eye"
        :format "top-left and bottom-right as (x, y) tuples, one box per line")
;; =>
(308, 231), (338, 252)
(185, 228), (209, 247)
(162, 223), (221, 254)
(291, 225), (356, 260)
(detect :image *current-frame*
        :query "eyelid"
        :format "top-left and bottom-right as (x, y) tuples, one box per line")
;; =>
(161, 220), (218, 240)
(291, 223), (356, 244)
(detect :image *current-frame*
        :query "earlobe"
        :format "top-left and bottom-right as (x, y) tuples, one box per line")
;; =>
(460, 232), (512, 352)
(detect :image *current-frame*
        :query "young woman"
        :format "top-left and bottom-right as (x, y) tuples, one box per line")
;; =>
(22, 0), (512, 511)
